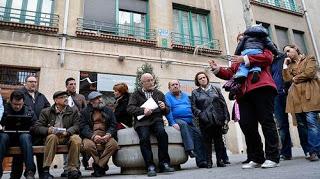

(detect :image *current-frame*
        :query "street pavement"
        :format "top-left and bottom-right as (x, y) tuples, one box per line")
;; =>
(3, 148), (320, 179)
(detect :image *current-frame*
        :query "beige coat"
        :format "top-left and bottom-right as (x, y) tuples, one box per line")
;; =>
(282, 55), (320, 113)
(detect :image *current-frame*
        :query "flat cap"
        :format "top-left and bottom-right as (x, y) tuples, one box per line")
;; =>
(88, 91), (103, 100)
(53, 91), (68, 99)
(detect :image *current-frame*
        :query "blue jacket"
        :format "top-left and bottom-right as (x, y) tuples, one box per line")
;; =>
(271, 52), (291, 94)
(235, 25), (278, 56)
(165, 91), (193, 125)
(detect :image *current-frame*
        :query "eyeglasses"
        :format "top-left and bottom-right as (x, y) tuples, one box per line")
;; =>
(27, 81), (37, 83)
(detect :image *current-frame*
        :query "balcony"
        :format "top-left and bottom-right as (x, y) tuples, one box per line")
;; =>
(76, 18), (157, 47)
(171, 32), (221, 54)
(0, 6), (59, 33)
(250, 0), (304, 16)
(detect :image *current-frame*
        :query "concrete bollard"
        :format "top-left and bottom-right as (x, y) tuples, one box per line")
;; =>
(113, 126), (188, 174)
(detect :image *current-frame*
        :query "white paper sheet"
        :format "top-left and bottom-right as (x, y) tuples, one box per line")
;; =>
(137, 98), (159, 120)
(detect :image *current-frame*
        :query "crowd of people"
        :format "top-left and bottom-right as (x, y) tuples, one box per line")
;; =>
(0, 25), (319, 179)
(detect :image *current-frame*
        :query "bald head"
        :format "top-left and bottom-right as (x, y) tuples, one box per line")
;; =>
(168, 80), (181, 95)
(140, 73), (155, 91)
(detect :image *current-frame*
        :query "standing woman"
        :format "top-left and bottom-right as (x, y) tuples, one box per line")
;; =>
(191, 72), (230, 168)
(113, 83), (133, 129)
(282, 44), (320, 161)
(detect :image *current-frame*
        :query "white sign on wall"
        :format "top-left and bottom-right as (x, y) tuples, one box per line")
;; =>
(97, 74), (135, 92)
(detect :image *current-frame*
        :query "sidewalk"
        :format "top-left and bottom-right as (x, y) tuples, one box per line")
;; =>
(3, 148), (320, 179)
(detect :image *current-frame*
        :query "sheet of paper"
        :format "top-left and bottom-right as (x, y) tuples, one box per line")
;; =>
(137, 98), (159, 120)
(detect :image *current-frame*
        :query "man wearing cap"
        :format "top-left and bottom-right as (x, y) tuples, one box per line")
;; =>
(80, 91), (119, 177)
(127, 73), (174, 177)
(33, 91), (82, 179)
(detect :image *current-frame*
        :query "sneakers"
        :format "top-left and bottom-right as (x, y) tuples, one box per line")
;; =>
(25, 170), (35, 179)
(261, 160), (280, 168)
(242, 161), (261, 169)
(186, 150), (196, 158)
(280, 155), (292, 161)
(159, 163), (175, 173)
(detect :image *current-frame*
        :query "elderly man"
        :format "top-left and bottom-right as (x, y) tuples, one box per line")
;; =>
(17, 75), (51, 178)
(165, 80), (207, 168)
(0, 90), (37, 179)
(80, 91), (119, 177)
(33, 91), (82, 179)
(127, 73), (174, 177)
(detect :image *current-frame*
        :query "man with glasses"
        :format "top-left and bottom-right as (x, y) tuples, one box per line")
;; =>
(15, 75), (51, 178)
(127, 73), (174, 177)
(33, 91), (82, 179)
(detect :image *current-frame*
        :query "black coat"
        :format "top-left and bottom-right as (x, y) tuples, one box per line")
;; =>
(114, 93), (133, 127)
(20, 87), (50, 118)
(80, 104), (117, 139)
(127, 89), (169, 129)
(191, 85), (230, 129)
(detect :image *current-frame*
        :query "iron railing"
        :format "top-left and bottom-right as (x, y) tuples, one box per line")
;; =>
(171, 32), (220, 50)
(0, 66), (38, 86)
(252, 0), (303, 14)
(77, 18), (156, 41)
(0, 6), (59, 27)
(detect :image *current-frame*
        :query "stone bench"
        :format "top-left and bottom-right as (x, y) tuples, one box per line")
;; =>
(112, 126), (188, 174)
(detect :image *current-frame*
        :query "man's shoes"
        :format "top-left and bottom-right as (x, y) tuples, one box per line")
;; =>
(42, 171), (54, 179)
(147, 165), (157, 177)
(159, 163), (175, 173)
(25, 170), (35, 179)
(91, 163), (105, 177)
(68, 170), (81, 179)
(280, 155), (292, 161)
(261, 160), (280, 168)
(223, 159), (231, 164)
(309, 153), (319, 161)
(186, 150), (196, 158)
(61, 169), (68, 177)
(242, 161), (261, 169)
(198, 161), (208, 168)
(216, 160), (226, 167)
(241, 158), (251, 164)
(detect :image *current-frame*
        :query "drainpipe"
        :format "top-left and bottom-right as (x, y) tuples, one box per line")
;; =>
(59, 0), (70, 67)
(218, 0), (231, 66)
(301, 0), (319, 62)
(218, 0), (244, 155)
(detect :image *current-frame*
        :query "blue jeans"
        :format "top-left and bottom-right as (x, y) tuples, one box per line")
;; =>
(175, 119), (207, 166)
(296, 112), (320, 155)
(274, 94), (292, 158)
(235, 63), (261, 79)
(0, 133), (36, 177)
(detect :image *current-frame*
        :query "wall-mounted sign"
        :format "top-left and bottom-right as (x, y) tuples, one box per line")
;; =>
(158, 28), (169, 38)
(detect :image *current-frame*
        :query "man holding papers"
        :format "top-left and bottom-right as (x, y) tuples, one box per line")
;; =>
(127, 73), (175, 177)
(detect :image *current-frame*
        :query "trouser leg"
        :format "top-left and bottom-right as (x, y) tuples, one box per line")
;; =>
(98, 138), (119, 168)
(67, 135), (81, 171)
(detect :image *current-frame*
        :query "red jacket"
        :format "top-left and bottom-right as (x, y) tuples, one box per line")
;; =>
(216, 49), (276, 98)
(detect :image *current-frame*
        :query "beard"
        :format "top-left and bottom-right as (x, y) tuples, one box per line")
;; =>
(93, 101), (106, 110)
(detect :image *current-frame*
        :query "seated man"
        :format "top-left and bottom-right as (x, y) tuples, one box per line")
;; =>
(33, 91), (82, 179)
(165, 80), (207, 168)
(0, 90), (36, 179)
(127, 73), (174, 177)
(80, 91), (119, 177)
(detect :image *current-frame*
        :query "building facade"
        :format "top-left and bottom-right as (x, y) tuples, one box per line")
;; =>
(0, 0), (319, 160)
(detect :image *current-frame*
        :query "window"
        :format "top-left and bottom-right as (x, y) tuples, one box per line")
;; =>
(80, 71), (135, 106)
(172, 8), (212, 48)
(293, 30), (307, 54)
(118, 10), (146, 39)
(0, 66), (39, 87)
(275, 26), (289, 50)
(257, 0), (297, 12)
(0, 0), (55, 26)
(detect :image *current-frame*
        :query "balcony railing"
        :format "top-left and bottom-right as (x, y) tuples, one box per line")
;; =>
(0, 6), (59, 32)
(251, 0), (304, 15)
(76, 18), (157, 46)
(171, 32), (221, 54)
